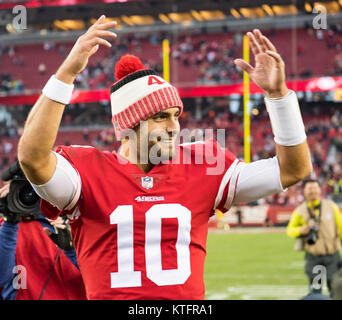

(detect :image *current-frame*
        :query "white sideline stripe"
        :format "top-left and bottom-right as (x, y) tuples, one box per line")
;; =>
(70, 145), (94, 148)
(214, 159), (239, 210)
(224, 162), (245, 210)
(178, 141), (205, 147)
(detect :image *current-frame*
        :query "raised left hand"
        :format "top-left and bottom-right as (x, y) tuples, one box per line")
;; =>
(234, 29), (289, 98)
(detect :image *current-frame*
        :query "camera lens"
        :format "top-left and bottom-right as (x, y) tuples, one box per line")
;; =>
(18, 185), (40, 206)
(307, 228), (318, 245)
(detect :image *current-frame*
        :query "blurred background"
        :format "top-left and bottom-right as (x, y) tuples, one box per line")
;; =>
(0, 0), (341, 299)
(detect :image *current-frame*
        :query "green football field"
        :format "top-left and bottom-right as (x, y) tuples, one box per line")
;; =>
(203, 229), (330, 300)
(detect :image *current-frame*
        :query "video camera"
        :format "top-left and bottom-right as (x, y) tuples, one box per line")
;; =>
(0, 160), (40, 222)
(0, 161), (74, 250)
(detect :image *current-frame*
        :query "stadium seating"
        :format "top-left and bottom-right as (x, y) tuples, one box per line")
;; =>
(1, 27), (341, 92)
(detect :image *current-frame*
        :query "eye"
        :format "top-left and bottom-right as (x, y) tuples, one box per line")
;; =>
(153, 113), (168, 121)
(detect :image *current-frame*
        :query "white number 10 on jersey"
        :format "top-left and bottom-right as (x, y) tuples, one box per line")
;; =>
(110, 204), (191, 288)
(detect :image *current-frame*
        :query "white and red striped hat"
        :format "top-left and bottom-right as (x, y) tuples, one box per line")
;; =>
(110, 54), (183, 140)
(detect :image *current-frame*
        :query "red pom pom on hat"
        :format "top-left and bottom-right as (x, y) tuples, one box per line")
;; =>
(115, 54), (145, 81)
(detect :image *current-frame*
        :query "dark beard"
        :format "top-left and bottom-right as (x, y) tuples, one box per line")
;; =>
(148, 141), (176, 164)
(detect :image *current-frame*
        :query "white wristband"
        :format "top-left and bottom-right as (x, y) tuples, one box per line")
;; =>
(42, 75), (74, 105)
(264, 90), (307, 146)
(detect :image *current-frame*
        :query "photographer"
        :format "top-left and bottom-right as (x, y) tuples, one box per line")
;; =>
(287, 179), (342, 296)
(0, 161), (86, 300)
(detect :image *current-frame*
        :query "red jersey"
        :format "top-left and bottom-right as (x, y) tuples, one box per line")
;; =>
(41, 140), (241, 300)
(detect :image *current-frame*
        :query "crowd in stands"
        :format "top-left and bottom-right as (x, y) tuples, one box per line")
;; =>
(0, 32), (165, 94)
(264, 108), (342, 207)
(171, 32), (243, 84)
(2, 23), (342, 94)
(311, 23), (342, 77)
(0, 73), (24, 95)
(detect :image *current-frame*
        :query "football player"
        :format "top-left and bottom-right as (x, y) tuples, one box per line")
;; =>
(17, 16), (312, 299)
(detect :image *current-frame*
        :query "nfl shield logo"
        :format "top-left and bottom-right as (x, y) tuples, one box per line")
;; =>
(141, 176), (153, 189)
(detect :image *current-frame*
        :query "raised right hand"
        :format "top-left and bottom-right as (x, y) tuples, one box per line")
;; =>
(56, 15), (117, 84)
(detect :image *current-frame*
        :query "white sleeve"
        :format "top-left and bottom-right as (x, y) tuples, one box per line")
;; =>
(29, 152), (82, 211)
(233, 156), (287, 204)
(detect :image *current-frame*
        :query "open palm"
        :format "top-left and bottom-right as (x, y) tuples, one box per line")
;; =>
(235, 29), (288, 98)
(59, 15), (117, 78)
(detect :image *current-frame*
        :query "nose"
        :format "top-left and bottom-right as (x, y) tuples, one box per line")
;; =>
(166, 117), (179, 135)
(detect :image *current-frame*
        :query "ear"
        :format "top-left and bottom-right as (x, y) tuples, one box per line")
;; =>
(121, 136), (129, 144)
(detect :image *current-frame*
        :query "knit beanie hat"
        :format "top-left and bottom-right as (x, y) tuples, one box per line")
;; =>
(110, 54), (183, 140)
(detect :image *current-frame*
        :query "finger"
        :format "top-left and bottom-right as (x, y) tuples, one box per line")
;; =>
(253, 29), (267, 52)
(54, 224), (66, 229)
(51, 218), (66, 227)
(94, 15), (106, 26)
(0, 185), (9, 198)
(90, 37), (112, 48)
(88, 44), (99, 56)
(53, 217), (64, 224)
(247, 32), (261, 56)
(83, 29), (116, 42)
(0, 184), (9, 191)
(234, 58), (254, 75)
(265, 50), (283, 64)
(96, 21), (118, 30)
(261, 35), (277, 53)
(94, 29), (117, 39)
(88, 15), (107, 31)
(0, 190), (9, 198)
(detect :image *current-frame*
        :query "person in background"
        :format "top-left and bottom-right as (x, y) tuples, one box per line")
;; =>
(0, 183), (86, 300)
(287, 179), (342, 297)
